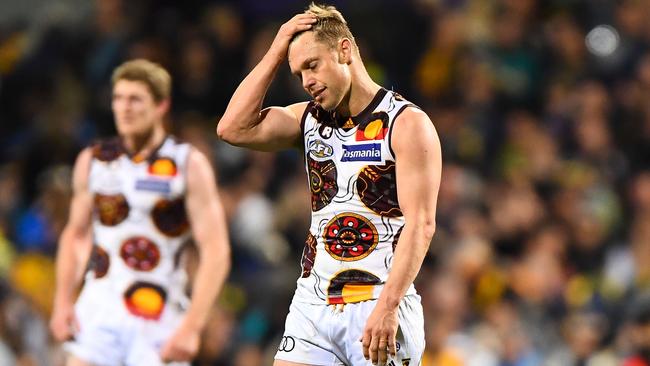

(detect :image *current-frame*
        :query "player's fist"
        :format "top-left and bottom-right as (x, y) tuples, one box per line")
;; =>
(160, 322), (201, 362)
(360, 303), (399, 366)
(49, 301), (79, 342)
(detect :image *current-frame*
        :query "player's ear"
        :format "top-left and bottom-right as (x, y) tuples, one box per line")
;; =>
(338, 38), (352, 64)
(157, 98), (171, 116)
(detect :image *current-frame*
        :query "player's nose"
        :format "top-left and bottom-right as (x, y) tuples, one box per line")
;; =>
(303, 76), (316, 92)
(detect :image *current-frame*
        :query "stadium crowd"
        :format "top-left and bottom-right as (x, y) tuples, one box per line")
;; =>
(2, 0), (650, 364)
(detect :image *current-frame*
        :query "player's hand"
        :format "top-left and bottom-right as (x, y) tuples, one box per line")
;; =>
(160, 321), (201, 362)
(49, 300), (79, 342)
(360, 303), (399, 365)
(269, 13), (317, 58)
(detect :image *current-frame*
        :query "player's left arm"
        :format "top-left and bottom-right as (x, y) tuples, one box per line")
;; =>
(160, 148), (231, 362)
(361, 107), (441, 365)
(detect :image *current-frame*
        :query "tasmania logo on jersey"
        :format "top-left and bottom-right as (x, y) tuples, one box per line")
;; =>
(356, 112), (388, 141)
(341, 143), (382, 162)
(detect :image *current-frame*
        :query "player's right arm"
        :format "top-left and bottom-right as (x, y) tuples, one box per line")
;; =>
(216, 14), (316, 151)
(50, 148), (94, 342)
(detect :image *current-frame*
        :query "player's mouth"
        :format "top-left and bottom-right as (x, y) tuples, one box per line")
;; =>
(119, 116), (136, 124)
(312, 87), (326, 100)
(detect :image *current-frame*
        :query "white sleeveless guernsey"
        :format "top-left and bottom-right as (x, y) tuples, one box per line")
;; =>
(295, 88), (418, 305)
(85, 136), (192, 320)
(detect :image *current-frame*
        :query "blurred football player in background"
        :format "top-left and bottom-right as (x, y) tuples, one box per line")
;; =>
(50, 59), (230, 366)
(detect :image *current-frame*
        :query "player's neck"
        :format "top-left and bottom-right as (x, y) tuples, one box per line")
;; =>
(336, 72), (381, 117)
(121, 124), (166, 158)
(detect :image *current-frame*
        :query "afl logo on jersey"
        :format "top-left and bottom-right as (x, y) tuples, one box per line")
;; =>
(308, 139), (334, 159)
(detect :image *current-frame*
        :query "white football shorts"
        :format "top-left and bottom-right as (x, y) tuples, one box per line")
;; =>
(64, 284), (189, 366)
(274, 294), (424, 366)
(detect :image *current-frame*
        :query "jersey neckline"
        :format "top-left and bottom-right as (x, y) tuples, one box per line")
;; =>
(315, 88), (388, 130)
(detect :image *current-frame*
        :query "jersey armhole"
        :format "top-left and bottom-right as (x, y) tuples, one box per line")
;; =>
(300, 102), (315, 135)
(387, 104), (420, 160)
(298, 102), (315, 150)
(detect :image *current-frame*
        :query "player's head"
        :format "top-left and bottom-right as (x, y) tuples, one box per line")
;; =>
(288, 3), (358, 111)
(111, 59), (171, 137)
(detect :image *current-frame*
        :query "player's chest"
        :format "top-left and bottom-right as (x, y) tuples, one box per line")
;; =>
(305, 122), (392, 170)
(89, 157), (185, 214)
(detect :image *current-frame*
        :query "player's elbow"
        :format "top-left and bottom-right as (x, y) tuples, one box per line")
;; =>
(216, 118), (234, 142)
(217, 117), (252, 146)
(422, 219), (436, 241)
(60, 224), (86, 245)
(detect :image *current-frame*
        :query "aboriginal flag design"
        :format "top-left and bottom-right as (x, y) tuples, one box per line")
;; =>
(148, 157), (177, 177)
(324, 213), (379, 261)
(356, 112), (389, 141)
(91, 138), (125, 162)
(327, 269), (381, 304)
(152, 198), (189, 237)
(94, 193), (130, 226)
(301, 233), (317, 278)
(308, 157), (338, 211)
(87, 245), (110, 278)
(357, 162), (403, 217)
(123, 282), (166, 320)
(120, 236), (160, 271)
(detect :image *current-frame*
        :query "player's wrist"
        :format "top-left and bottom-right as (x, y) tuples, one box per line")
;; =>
(179, 314), (206, 333)
(53, 293), (74, 308)
(265, 45), (288, 64)
(377, 294), (401, 311)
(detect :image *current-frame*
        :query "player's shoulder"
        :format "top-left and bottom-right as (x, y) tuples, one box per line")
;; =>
(157, 134), (192, 150)
(151, 135), (195, 164)
(394, 105), (430, 123)
(391, 104), (438, 150)
(89, 136), (125, 162)
(288, 101), (311, 117)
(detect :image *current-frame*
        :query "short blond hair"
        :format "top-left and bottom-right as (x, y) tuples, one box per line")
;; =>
(111, 59), (171, 103)
(300, 3), (356, 50)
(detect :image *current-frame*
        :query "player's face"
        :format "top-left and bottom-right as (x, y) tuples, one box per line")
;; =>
(112, 80), (166, 137)
(288, 31), (351, 111)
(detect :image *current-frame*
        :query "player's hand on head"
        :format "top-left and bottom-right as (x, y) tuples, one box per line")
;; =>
(49, 301), (79, 342)
(159, 321), (201, 362)
(360, 304), (398, 365)
(270, 13), (317, 56)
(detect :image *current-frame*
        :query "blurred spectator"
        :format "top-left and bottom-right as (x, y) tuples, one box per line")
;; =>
(623, 293), (650, 366)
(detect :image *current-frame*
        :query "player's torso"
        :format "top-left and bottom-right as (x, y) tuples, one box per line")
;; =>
(85, 136), (191, 319)
(296, 88), (418, 305)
